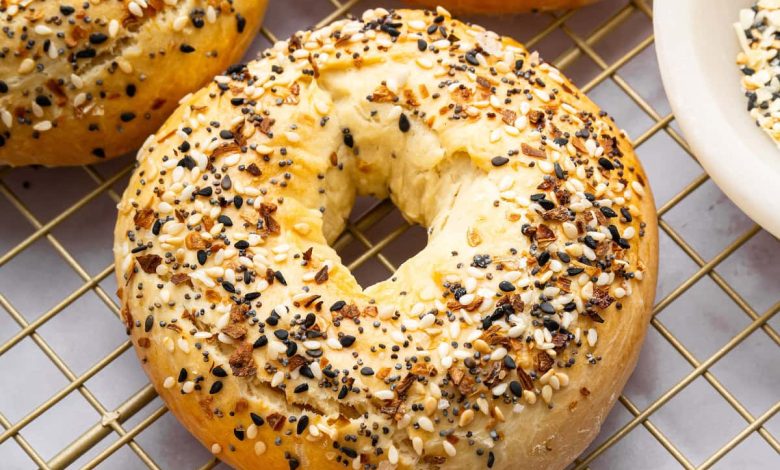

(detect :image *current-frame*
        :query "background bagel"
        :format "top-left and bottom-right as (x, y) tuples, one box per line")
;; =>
(0, 0), (267, 167)
(114, 7), (657, 470)
(403, 0), (599, 14)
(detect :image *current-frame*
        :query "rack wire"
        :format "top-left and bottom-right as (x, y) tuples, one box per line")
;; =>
(0, 0), (778, 468)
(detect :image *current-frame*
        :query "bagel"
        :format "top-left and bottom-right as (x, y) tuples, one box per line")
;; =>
(0, 0), (267, 167)
(114, 7), (658, 470)
(403, 1), (598, 14)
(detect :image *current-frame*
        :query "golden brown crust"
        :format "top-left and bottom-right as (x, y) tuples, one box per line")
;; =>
(403, 0), (598, 14)
(0, 0), (268, 167)
(114, 8), (657, 470)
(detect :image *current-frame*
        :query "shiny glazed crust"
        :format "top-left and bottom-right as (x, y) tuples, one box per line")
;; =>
(403, 0), (598, 14)
(114, 7), (658, 470)
(0, 0), (267, 167)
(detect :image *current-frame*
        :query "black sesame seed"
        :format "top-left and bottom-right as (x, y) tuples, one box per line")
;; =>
(75, 48), (97, 59)
(236, 14), (247, 33)
(499, 281), (515, 292)
(554, 162), (565, 179)
(126, 84), (136, 97)
(583, 235), (598, 249)
(60, 5), (75, 16)
(598, 157), (614, 170)
(274, 329), (289, 340)
(503, 355), (516, 370)
(120, 112), (136, 122)
(0, 81), (7, 93)
(274, 271), (287, 286)
(491, 156), (509, 167)
(296, 415), (309, 434)
(219, 129), (234, 140)
(217, 215), (233, 227)
(538, 199), (555, 211)
(212, 366), (227, 377)
(222, 281), (235, 293)
(178, 368), (187, 383)
(180, 44), (196, 53)
(537, 251), (550, 267)
(338, 385), (349, 399)
(144, 315), (153, 332)
(250, 412), (265, 426)
(399, 113), (410, 133)
(343, 133), (354, 148)
(294, 383), (309, 394)
(330, 300), (346, 311)
(92, 148), (106, 159)
(417, 39), (427, 51)
(543, 318), (560, 331)
(540, 302), (555, 314)
(197, 187), (213, 197)
(234, 240), (249, 250)
(35, 96), (51, 107)
(465, 51), (479, 66)
(89, 33), (108, 44)
(360, 367), (374, 376)
(567, 267), (584, 276)
(600, 206), (617, 218)
(288, 458), (300, 470)
(234, 428), (245, 441)
(341, 447), (358, 459)
(197, 250), (208, 265)
(509, 381), (523, 397)
(487, 451), (495, 468)
(209, 381), (223, 394)
(253, 335), (268, 348)
(620, 207), (633, 222)
(339, 335), (356, 347)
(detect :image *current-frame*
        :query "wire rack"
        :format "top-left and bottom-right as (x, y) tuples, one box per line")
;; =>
(0, 0), (778, 468)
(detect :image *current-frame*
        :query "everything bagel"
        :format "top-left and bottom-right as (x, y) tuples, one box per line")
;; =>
(0, 0), (267, 167)
(114, 7), (658, 470)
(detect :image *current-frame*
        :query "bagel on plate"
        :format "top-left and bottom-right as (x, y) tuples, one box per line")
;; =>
(114, 7), (658, 470)
(0, 0), (267, 167)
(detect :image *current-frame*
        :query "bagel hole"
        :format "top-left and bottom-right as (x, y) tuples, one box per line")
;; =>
(336, 196), (428, 288)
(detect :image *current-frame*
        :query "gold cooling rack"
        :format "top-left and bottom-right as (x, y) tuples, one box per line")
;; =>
(0, 0), (778, 469)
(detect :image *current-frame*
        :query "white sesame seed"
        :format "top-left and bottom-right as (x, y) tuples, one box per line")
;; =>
(271, 371), (284, 387)
(412, 436), (424, 455)
(374, 390), (394, 400)
(19, 58), (35, 74)
(388, 445), (399, 464)
(109, 19), (120, 38)
(210, 443), (221, 454)
(254, 441), (266, 455)
(587, 328), (598, 347)
(129, 1), (144, 17)
(163, 376), (175, 389)
(34, 25), (52, 35)
(443, 440), (457, 457)
(33, 121), (52, 132)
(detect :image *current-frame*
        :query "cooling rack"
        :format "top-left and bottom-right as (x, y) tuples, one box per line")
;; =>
(0, 0), (778, 468)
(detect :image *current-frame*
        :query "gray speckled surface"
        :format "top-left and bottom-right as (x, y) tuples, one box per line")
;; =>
(0, 0), (778, 469)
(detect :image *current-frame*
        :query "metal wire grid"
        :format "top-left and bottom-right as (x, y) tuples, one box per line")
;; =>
(0, 0), (777, 468)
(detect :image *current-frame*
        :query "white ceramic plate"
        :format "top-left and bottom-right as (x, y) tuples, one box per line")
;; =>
(654, 0), (780, 238)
